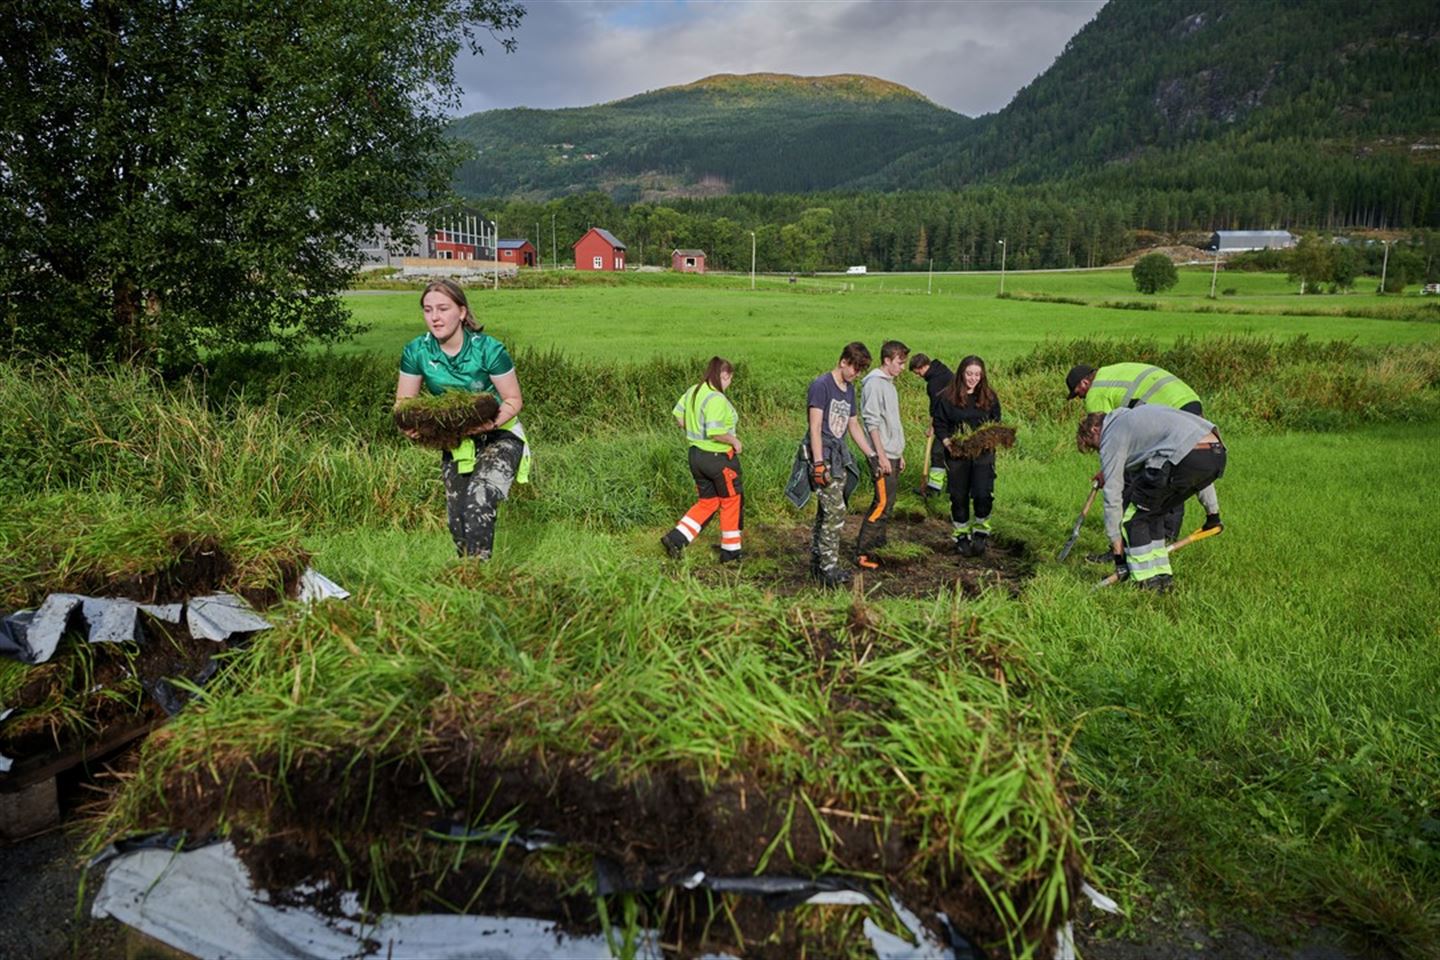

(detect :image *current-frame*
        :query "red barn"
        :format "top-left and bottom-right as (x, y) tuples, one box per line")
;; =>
(573, 228), (627, 271)
(432, 228), (477, 260)
(672, 249), (706, 273)
(497, 239), (538, 268)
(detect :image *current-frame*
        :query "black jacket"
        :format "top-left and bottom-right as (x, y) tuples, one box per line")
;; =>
(933, 390), (1001, 446)
(922, 361), (953, 426)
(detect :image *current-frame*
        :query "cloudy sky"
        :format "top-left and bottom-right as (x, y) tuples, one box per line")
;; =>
(454, 0), (1107, 118)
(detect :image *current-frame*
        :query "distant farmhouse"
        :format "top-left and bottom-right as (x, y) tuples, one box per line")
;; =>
(672, 249), (706, 274)
(497, 239), (538, 268)
(574, 228), (627, 271)
(356, 219), (517, 278)
(1209, 230), (1297, 252)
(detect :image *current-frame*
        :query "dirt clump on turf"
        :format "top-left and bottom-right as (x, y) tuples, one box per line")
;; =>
(394, 391), (501, 449)
(697, 514), (1034, 600)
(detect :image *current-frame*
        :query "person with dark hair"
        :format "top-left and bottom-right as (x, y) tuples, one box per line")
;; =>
(806, 342), (881, 587)
(395, 279), (529, 560)
(1076, 406), (1225, 594)
(856, 340), (909, 569)
(661, 357), (744, 562)
(934, 355), (1001, 556)
(908, 352), (953, 495)
(1066, 361), (1208, 544)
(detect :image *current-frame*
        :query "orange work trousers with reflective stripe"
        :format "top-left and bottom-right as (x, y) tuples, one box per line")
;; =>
(674, 447), (743, 551)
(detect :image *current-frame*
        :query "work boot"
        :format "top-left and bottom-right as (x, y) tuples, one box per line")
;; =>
(970, 533), (989, 558)
(660, 529), (686, 559)
(719, 549), (744, 564)
(815, 566), (852, 589)
(954, 535), (971, 556)
(1136, 575), (1173, 595)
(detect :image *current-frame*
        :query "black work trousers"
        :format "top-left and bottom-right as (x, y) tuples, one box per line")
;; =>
(946, 452), (995, 525)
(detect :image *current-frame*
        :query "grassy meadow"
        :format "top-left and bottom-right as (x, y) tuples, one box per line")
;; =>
(4, 271), (1439, 956)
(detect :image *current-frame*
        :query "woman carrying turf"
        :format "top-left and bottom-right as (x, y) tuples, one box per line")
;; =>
(395, 279), (529, 560)
(934, 355), (1001, 557)
(661, 357), (743, 562)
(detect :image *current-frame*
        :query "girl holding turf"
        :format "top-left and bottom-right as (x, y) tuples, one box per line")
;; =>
(934, 355), (1001, 557)
(395, 279), (529, 560)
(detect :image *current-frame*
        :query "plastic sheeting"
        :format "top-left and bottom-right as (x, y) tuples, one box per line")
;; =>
(93, 842), (660, 960)
(0, 594), (184, 665)
(297, 568), (350, 604)
(92, 841), (968, 960)
(185, 594), (272, 642)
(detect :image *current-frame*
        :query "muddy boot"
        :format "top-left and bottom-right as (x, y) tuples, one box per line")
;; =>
(1136, 574), (1173, 595)
(816, 566), (852, 589)
(660, 529), (686, 559)
(719, 549), (743, 564)
(970, 532), (989, 558)
(954, 535), (971, 556)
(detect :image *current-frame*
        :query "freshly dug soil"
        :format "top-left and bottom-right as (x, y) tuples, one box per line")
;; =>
(697, 514), (1034, 600)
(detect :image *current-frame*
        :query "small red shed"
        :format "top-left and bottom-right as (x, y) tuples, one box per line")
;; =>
(672, 249), (706, 274)
(497, 239), (538, 268)
(573, 228), (627, 271)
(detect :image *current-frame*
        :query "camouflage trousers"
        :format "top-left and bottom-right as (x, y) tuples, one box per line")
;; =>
(810, 477), (847, 573)
(440, 432), (523, 559)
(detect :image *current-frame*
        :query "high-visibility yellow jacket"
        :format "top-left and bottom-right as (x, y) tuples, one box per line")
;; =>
(1084, 363), (1201, 414)
(673, 384), (738, 453)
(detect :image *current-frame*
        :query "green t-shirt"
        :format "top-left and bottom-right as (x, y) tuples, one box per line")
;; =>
(399, 330), (514, 396)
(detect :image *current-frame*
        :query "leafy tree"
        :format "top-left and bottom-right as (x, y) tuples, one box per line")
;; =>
(1132, 253), (1179, 294)
(1287, 233), (1334, 293)
(1, 0), (523, 364)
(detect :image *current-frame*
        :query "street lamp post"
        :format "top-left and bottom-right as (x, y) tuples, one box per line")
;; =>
(551, 213), (557, 270)
(997, 240), (1007, 296)
(1210, 246), (1221, 299)
(748, 232), (757, 288)
(1380, 239), (1391, 294)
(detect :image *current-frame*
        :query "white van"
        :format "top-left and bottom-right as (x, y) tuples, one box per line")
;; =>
(845, 265), (867, 275)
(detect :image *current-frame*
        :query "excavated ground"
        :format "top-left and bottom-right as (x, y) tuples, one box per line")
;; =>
(694, 513), (1034, 600)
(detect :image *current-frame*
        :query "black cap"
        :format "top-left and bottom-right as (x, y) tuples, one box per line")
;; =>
(1066, 364), (1095, 399)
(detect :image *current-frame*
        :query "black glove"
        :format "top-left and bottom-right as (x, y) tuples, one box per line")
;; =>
(809, 461), (831, 489)
(1203, 513), (1222, 531)
(1113, 553), (1130, 581)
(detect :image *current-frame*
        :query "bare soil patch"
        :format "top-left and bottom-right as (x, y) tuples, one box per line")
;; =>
(695, 511), (1034, 600)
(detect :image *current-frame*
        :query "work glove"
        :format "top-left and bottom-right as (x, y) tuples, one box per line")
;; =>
(1113, 553), (1130, 581)
(1203, 513), (1223, 531)
(810, 461), (831, 489)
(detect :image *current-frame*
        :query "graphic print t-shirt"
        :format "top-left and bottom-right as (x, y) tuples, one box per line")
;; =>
(807, 372), (855, 445)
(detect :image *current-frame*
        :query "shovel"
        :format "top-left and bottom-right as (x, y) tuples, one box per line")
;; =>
(1056, 479), (1101, 561)
(1093, 524), (1223, 590)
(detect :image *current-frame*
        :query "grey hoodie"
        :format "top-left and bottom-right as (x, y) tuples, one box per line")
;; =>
(860, 369), (905, 458)
(1100, 405), (1221, 539)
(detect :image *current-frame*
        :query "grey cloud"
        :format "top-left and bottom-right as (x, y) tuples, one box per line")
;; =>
(452, 0), (1106, 117)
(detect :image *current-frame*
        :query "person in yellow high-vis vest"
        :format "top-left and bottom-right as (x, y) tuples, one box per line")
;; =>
(661, 357), (744, 562)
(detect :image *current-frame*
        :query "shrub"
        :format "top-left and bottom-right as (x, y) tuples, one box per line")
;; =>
(1131, 253), (1178, 294)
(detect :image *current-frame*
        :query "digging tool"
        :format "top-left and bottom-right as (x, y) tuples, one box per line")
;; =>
(1092, 525), (1222, 590)
(917, 433), (935, 495)
(1057, 479), (1101, 561)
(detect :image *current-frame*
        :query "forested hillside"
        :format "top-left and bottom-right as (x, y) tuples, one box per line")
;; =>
(454, 0), (1440, 272)
(449, 73), (970, 198)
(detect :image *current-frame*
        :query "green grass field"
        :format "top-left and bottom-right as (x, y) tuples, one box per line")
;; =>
(5, 270), (1439, 956)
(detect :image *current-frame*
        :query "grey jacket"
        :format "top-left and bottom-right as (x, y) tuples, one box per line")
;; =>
(1099, 405), (1221, 539)
(859, 369), (905, 458)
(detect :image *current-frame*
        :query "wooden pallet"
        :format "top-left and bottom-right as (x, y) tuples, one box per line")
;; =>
(1, 718), (162, 840)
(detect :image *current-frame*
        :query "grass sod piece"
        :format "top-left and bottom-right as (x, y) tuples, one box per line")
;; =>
(0, 494), (308, 764)
(943, 424), (1019, 460)
(393, 391), (502, 450)
(87, 573), (1081, 957)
